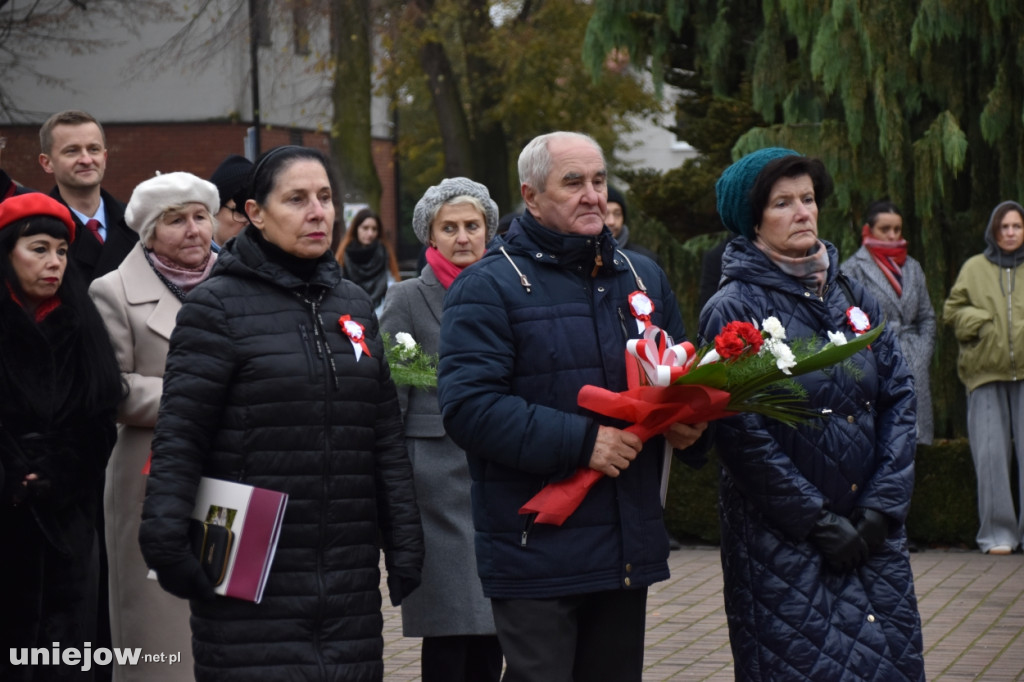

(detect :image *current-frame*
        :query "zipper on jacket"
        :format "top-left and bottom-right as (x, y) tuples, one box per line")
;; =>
(299, 323), (317, 381)
(1006, 267), (1018, 380)
(617, 306), (631, 343)
(520, 512), (537, 548)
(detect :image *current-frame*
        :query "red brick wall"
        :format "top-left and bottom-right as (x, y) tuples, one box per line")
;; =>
(0, 122), (395, 247)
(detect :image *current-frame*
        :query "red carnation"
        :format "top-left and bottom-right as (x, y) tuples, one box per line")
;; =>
(715, 321), (764, 359)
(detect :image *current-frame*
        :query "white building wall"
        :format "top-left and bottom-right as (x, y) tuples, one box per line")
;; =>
(3, 1), (386, 133)
(616, 81), (697, 174)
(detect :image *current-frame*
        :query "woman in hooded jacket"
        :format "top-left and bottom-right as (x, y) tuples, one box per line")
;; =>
(702, 148), (924, 681)
(0, 193), (122, 681)
(139, 145), (423, 681)
(943, 200), (1024, 555)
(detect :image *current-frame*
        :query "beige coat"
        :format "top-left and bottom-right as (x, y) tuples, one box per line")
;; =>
(89, 244), (195, 681)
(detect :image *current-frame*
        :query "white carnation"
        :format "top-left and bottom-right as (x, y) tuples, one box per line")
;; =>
(761, 316), (786, 340)
(395, 332), (417, 351)
(765, 338), (797, 375)
(827, 330), (848, 346)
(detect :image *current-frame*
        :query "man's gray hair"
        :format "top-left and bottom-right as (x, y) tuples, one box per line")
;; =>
(518, 132), (605, 192)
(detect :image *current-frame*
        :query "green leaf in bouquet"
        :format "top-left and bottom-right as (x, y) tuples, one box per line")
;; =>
(789, 323), (884, 374)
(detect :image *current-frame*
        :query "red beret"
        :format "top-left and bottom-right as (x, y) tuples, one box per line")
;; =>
(0, 193), (76, 243)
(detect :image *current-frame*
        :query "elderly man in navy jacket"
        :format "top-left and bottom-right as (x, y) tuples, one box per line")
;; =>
(438, 131), (707, 682)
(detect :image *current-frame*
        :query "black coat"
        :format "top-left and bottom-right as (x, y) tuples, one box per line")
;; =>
(50, 186), (138, 282)
(0, 294), (118, 681)
(140, 226), (423, 681)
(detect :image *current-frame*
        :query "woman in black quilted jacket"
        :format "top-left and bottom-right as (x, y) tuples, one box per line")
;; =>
(139, 145), (423, 682)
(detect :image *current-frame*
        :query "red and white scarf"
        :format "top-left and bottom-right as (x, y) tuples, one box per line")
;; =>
(861, 223), (907, 297)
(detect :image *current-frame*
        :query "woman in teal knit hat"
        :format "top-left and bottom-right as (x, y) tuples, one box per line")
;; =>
(701, 148), (925, 681)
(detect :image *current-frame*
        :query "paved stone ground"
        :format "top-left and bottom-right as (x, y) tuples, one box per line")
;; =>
(381, 546), (1024, 681)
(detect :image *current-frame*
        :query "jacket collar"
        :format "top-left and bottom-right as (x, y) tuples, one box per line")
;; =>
(500, 211), (623, 275)
(722, 236), (840, 295)
(217, 224), (341, 291)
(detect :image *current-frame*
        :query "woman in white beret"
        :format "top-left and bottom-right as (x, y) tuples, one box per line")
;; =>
(380, 177), (503, 682)
(88, 171), (220, 682)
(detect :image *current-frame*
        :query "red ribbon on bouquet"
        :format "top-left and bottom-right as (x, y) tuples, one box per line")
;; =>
(518, 384), (733, 525)
(518, 325), (734, 526)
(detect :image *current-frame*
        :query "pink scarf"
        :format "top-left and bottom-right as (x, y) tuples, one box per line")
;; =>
(148, 250), (217, 295)
(754, 238), (830, 297)
(861, 223), (907, 297)
(425, 246), (465, 289)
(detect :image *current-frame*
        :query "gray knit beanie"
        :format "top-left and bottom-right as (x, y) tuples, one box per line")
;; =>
(715, 147), (799, 239)
(412, 177), (499, 245)
(126, 171), (220, 246)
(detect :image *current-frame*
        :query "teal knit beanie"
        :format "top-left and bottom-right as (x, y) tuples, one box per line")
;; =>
(715, 147), (800, 239)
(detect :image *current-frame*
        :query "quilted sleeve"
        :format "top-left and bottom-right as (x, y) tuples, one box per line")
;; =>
(139, 287), (234, 570)
(846, 279), (917, 523)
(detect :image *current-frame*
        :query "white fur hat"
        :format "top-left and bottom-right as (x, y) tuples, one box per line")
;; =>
(412, 177), (499, 245)
(125, 171), (220, 246)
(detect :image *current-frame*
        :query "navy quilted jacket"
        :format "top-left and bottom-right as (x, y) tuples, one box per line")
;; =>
(700, 237), (924, 681)
(438, 212), (685, 599)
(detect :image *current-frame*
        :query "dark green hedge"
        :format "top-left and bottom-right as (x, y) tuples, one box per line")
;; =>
(666, 438), (978, 548)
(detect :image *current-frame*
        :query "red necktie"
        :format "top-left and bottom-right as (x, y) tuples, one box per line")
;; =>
(86, 218), (104, 243)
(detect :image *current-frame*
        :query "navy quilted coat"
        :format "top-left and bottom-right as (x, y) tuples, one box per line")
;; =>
(699, 238), (924, 681)
(139, 226), (424, 681)
(437, 212), (685, 599)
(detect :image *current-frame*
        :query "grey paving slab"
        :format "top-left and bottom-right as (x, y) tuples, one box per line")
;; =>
(382, 546), (1024, 681)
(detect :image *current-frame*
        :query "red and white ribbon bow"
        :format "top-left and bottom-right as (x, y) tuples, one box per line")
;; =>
(626, 325), (697, 387)
(339, 315), (371, 361)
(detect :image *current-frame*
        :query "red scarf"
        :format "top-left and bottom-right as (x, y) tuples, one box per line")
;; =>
(861, 223), (907, 297)
(425, 246), (465, 289)
(6, 281), (61, 322)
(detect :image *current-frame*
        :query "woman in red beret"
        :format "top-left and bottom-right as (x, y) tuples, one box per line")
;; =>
(0, 193), (124, 681)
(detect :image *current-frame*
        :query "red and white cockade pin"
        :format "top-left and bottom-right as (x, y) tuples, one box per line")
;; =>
(628, 291), (654, 333)
(845, 306), (871, 336)
(339, 314), (371, 361)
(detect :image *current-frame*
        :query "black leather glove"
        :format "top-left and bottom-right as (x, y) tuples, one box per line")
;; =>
(386, 569), (422, 607)
(851, 507), (890, 551)
(808, 510), (869, 572)
(155, 556), (217, 601)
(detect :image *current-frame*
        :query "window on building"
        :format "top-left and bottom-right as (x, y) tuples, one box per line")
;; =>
(293, 0), (312, 55)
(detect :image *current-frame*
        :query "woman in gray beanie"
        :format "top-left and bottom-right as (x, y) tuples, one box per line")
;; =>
(380, 177), (502, 682)
(87, 171), (219, 681)
(701, 148), (925, 681)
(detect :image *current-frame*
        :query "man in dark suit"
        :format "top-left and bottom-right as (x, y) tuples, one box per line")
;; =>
(38, 110), (137, 281)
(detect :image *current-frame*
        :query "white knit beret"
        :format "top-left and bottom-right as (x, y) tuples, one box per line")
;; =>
(125, 171), (221, 246)
(412, 177), (499, 245)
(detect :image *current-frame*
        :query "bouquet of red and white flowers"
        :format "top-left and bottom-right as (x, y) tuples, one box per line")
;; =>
(521, 315), (884, 525)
